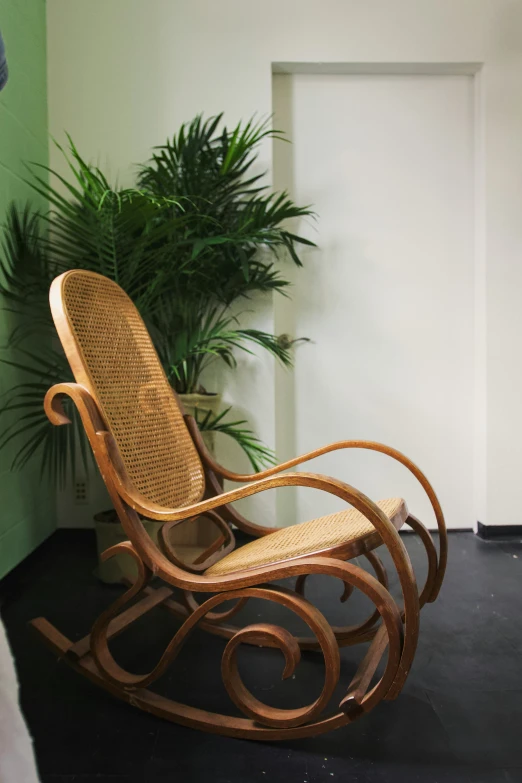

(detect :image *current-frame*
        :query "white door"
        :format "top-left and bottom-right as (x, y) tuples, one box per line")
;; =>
(273, 71), (475, 530)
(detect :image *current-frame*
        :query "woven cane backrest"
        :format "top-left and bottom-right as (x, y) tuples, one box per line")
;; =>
(52, 270), (205, 509)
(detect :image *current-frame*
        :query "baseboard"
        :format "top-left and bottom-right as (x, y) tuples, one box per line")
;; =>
(444, 528), (473, 533)
(477, 521), (522, 540)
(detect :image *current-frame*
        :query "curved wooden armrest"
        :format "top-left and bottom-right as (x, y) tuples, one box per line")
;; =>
(101, 436), (416, 607)
(186, 415), (446, 601)
(45, 382), (105, 433)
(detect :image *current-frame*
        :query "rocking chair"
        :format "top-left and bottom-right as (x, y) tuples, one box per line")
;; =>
(31, 270), (447, 740)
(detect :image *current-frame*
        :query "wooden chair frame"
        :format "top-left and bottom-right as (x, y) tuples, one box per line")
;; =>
(31, 271), (447, 741)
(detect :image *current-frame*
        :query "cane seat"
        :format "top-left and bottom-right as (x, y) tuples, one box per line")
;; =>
(206, 497), (407, 575)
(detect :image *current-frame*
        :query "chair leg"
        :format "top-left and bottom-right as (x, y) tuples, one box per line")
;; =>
(404, 514), (439, 606)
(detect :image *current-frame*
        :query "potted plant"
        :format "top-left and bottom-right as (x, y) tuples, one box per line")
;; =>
(138, 114), (314, 435)
(0, 115), (314, 581)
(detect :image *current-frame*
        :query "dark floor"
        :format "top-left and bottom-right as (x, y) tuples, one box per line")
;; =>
(1, 529), (521, 783)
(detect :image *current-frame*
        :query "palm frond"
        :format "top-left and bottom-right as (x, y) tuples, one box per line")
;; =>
(0, 203), (56, 329)
(138, 113), (316, 306)
(0, 347), (94, 486)
(158, 302), (293, 394)
(195, 406), (276, 472)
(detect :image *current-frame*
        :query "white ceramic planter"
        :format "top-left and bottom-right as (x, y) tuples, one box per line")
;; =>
(94, 511), (162, 583)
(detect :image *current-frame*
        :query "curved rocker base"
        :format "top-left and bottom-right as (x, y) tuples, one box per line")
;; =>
(28, 526), (435, 740)
(30, 615), (383, 741)
(30, 554), (404, 741)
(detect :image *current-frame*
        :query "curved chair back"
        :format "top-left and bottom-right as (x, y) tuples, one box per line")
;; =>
(49, 270), (205, 510)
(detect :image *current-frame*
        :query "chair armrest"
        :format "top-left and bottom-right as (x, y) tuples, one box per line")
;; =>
(95, 418), (415, 596)
(187, 414), (446, 601)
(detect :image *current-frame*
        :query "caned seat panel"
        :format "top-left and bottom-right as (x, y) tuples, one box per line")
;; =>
(55, 271), (204, 508)
(206, 497), (408, 575)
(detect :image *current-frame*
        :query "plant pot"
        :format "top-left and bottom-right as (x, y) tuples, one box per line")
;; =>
(94, 509), (219, 584)
(179, 392), (221, 453)
(94, 510), (163, 584)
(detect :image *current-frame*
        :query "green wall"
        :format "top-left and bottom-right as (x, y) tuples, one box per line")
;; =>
(0, 0), (55, 578)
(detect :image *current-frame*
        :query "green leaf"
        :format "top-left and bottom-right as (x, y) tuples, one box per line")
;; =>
(195, 406), (276, 471)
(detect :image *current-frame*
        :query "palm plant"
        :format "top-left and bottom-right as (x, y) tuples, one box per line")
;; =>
(0, 115), (314, 484)
(138, 114), (314, 306)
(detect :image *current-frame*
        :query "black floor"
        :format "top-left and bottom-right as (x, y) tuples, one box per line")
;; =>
(1, 529), (521, 783)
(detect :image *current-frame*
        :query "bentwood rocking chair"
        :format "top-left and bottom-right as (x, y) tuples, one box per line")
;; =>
(32, 270), (447, 741)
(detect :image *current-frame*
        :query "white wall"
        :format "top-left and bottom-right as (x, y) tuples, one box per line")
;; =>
(46, 0), (522, 529)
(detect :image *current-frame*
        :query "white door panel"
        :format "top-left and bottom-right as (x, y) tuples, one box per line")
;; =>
(273, 73), (475, 530)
